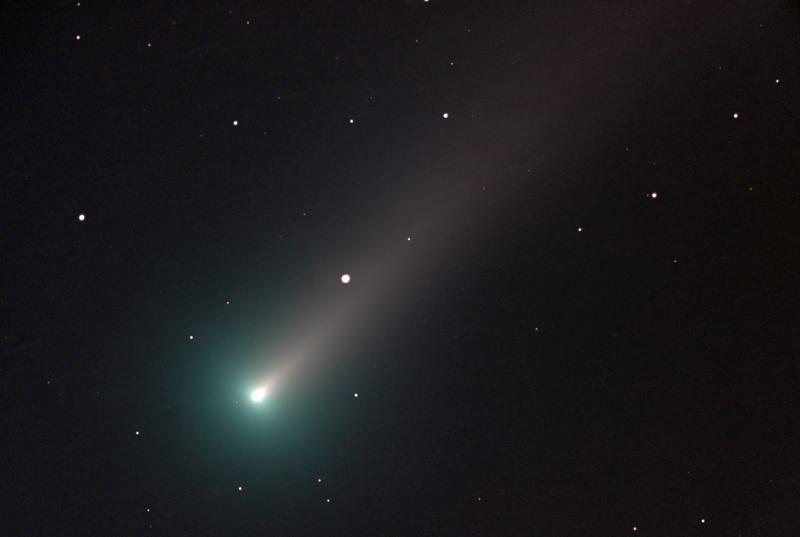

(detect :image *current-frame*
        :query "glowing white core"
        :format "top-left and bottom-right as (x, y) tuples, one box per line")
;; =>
(340, 273), (351, 284)
(251, 386), (267, 402)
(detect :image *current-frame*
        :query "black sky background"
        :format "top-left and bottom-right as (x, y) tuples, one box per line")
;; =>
(3, 1), (800, 535)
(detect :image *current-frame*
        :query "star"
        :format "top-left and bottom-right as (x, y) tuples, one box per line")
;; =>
(340, 273), (351, 284)
(237, 485), (243, 491)
(442, 112), (449, 119)
(349, 118), (354, 124)
(577, 227), (583, 232)
(732, 112), (739, 119)
(649, 192), (658, 199)
(326, 498), (331, 503)
(135, 431), (140, 436)
(353, 392), (359, 398)
(232, 120), (238, 126)
(317, 477), (322, 483)
(75, 34), (81, 40)
(188, 335), (194, 340)
(77, 213), (86, 221)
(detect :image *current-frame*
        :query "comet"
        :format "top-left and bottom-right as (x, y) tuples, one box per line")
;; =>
(250, 386), (268, 403)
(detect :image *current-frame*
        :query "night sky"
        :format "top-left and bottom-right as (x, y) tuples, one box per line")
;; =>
(4, 1), (800, 535)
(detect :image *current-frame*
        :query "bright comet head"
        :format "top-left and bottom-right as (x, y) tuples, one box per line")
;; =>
(250, 386), (268, 403)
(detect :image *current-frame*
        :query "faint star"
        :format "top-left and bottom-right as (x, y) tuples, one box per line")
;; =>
(188, 335), (194, 340)
(775, 78), (780, 84)
(577, 227), (582, 232)
(225, 300), (230, 305)
(406, 236), (411, 241)
(326, 498), (331, 503)
(732, 112), (739, 119)
(135, 431), (140, 436)
(237, 485), (243, 491)
(700, 518), (706, 524)
(349, 118), (354, 124)
(317, 477), (322, 483)
(75, 34), (81, 40)
(354, 392), (359, 398)
(632, 527), (638, 532)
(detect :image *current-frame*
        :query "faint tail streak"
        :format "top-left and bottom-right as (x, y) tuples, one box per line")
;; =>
(256, 2), (696, 395)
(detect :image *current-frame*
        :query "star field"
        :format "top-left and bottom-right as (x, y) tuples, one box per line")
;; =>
(3, 1), (800, 536)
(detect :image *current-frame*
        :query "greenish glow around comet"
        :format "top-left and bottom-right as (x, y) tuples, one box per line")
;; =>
(250, 386), (268, 403)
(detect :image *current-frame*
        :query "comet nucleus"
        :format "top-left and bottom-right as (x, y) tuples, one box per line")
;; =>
(250, 386), (267, 403)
